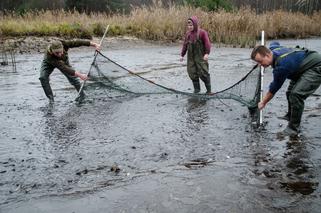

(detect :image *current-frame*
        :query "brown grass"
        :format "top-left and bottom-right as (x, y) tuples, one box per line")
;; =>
(0, 4), (320, 47)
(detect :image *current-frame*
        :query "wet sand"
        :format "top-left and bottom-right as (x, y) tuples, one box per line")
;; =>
(1, 38), (321, 213)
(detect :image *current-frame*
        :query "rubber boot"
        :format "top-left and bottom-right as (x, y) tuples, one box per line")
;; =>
(280, 126), (299, 138)
(287, 107), (302, 135)
(205, 83), (212, 94)
(282, 94), (304, 137)
(279, 93), (291, 121)
(285, 95), (291, 120)
(278, 112), (290, 121)
(192, 80), (200, 93)
(40, 79), (54, 102)
(279, 84), (294, 121)
(200, 74), (211, 94)
(278, 109), (300, 138)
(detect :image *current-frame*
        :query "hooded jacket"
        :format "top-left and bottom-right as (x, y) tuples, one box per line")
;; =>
(180, 16), (211, 57)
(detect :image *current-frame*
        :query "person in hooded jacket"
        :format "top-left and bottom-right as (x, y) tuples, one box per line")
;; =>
(180, 16), (212, 94)
(251, 41), (321, 137)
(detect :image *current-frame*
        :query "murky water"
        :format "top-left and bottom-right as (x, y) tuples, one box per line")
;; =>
(1, 38), (321, 213)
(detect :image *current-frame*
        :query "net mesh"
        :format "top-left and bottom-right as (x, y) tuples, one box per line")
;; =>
(82, 51), (261, 124)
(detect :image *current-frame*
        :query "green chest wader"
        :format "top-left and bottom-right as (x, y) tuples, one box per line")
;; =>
(274, 48), (307, 121)
(276, 50), (321, 131)
(187, 36), (211, 93)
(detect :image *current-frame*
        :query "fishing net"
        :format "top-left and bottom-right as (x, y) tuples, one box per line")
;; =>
(81, 51), (261, 125)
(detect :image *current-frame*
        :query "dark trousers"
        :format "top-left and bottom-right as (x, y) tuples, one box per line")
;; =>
(39, 62), (81, 100)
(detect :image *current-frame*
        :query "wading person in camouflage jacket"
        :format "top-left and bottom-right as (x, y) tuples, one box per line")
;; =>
(39, 39), (100, 102)
(251, 43), (321, 137)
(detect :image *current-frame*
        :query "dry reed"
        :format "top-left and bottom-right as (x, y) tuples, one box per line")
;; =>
(0, 4), (320, 47)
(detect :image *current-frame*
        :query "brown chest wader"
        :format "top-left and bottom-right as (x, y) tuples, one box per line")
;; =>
(39, 54), (83, 102)
(187, 33), (211, 93)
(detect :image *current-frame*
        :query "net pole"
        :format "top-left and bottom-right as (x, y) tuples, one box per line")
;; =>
(259, 31), (265, 125)
(77, 25), (110, 98)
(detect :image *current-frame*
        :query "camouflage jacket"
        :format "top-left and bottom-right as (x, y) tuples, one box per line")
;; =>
(42, 39), (91, 76)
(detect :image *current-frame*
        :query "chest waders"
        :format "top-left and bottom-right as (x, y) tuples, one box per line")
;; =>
(39, 52), (83, 102)
(277, 50), (321, 133)
(274, 48), (307, 121)
(187, 35), (211, 93)
(39, 60), (55, 102)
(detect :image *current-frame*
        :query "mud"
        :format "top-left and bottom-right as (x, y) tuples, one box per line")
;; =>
(1, 38), (321, 213)
(1, 36), (168, 54)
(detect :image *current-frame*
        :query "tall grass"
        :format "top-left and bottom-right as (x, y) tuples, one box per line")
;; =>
(1, 4), (321, 47)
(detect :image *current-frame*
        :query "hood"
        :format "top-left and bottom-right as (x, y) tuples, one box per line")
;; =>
(188, 16), (199, 32)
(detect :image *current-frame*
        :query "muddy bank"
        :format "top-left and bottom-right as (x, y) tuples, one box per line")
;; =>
(1, 36), (178, 54)
(1, 38), (321, 213)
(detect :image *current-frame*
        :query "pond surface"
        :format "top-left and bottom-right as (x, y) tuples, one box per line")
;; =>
(1, 38), (321, 213)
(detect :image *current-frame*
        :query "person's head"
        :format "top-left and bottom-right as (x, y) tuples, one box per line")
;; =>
(251, 45), (273, 68)
(49, 41), (64, 57)
(187, 16), (198, 32)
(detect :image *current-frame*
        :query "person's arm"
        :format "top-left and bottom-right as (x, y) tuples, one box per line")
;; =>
(90, 41), (101, 51)
(52, 60), (88, 80)
(180, 33), (189, 61)
(258, 91), (274, 110)
(52, 60), (76, 76)
(74, 71), (88, 80)
(62, 39), (91, 49)
(62, 39), (101, 51)
(200, 30), (211, 61)
(258, 67), (287, 110)
(203, 53), (209, 61)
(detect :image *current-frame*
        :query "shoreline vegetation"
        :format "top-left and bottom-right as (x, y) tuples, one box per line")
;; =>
(1, 4), (321, 50)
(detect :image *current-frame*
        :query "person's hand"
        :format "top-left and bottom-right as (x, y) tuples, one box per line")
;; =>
(203, 54), (209, 61)
(258, 101), (266, 110)
(90, 42), (101, 51)
(180, 57), (184, 62)
(75, 71), (88, 81)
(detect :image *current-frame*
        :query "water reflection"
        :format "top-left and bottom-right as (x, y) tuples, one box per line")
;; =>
(185, 96), (208, 129)
(42, 102), (80, 146)
(250, 129), (319, 195)
(2, 39), (321, 211)
(280, 137), (319, 195)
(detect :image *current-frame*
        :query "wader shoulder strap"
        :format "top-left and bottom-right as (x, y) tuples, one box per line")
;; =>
(275, 48), (307, 66)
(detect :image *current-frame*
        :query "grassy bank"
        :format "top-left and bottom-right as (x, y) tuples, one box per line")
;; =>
(1, 4), (321, 47)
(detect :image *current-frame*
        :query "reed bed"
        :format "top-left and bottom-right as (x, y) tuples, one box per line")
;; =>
(1, 4), (320, 47)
